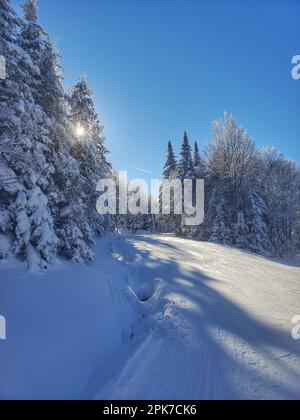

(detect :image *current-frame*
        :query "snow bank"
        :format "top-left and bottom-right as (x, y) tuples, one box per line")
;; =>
(0, 234), (138, 400)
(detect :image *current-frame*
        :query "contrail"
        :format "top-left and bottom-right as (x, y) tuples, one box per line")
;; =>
(131, 167), (152, 175)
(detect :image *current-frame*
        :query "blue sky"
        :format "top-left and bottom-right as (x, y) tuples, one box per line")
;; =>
(14, 0), (300, 180)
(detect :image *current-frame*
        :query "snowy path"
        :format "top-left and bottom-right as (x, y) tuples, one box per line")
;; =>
(95, 234), (300, 400)
(0, 233), (300, 400)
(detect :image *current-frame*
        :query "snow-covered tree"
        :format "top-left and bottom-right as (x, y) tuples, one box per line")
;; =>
(159, 142), (175, 227)
(0, 0), (59, 269)
(246, 190), (271, 255)
(68, 76), (110, 178)
(11, 187), (58, 269)
(19, 0), (106, 262)
(232, 212), (249, 249)
(178, 131), (195, 180)
(206, 113), (255, 224)
(210, 203), (229, 244)
(22, 0), (37, 22)
(0, 0), (114, 266)
(163, 141), (177, 179)
(253, 148), (300, 256)
(57, 197), (95, 263)
(206, 187), (231, 245)
(158, 115), (299, 257)
(68, 76), (111, 236)
(175, 132), (194, 235)
(158, 141), (181, 233)
(193, 141), (206, 179)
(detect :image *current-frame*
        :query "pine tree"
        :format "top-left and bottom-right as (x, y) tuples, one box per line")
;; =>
(254, 148), (299, 256)
(20, 0), (102, 262)
(209, 199), (231, 244)
(163, 141), (177, 179)
(68, 76), (111, 236)
(19, 0), (64, 120)
(0, 0), (18, 42)
(20, 0), (39, 48)
(0, 0), (59, 269)
(11, 187), (58, 269)
(247, 190), (272, 255)
(7, 0), (101, 264)
(174, 132), (193, 235)
(193, 141), (206, 179)
(68, 76), (111, 177)
(233, 212), (249, 249)
(178, 131), (194, 180)
(22, 0), (37, 22)
(159, 142), (179, 232)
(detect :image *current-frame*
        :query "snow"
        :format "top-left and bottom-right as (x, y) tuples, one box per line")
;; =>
(0, 234), (12, 259)
(0, 233), (299, 400)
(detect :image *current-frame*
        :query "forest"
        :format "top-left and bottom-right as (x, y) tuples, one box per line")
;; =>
(1, 0), (299, 271)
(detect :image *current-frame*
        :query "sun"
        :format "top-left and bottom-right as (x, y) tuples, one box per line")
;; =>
(75, 124), (86, 138)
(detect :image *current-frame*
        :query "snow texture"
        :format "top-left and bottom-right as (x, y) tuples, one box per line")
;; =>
(0, 233), (299, 400)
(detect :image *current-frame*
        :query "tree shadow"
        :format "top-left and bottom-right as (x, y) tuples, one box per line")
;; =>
(105, 234), (300, 400)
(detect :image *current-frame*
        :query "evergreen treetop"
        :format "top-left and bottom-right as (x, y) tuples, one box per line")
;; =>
(163, 141), (177, 179)
(178, 131), (195, 180)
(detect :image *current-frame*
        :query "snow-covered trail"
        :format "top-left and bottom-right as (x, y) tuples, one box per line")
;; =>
(95, 234), (300, 400)
(0, 233), (299, 400)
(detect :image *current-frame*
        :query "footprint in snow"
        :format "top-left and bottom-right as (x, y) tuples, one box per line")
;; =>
(127, 266), (162, 302)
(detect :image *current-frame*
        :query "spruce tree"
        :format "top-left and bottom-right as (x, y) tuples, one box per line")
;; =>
(159, 142), (178, 232)
(19, 0), (97, 263)
(193, 141), (206, 179)
(209, 194), (231, 245)
(163, 141), (177, 179)
(68, 76), (111, 178)
(178, 131), (194, 180)
(247, 190), (271, 255)
(233, 212), (249, 249)
(176, 132), (195, 235)
(68, 76), (111, 236)
(0, 0), (58, 269)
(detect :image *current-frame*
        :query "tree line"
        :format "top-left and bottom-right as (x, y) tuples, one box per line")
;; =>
(158, 114), (300, 257)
